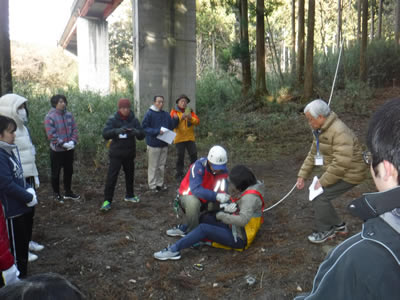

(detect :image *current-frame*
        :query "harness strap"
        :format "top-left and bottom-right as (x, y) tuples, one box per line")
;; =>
(232, 190), (265, 223)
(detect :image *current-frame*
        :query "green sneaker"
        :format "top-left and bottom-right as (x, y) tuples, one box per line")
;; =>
(100, 200), (111, 211)
(124, 196), (140, 203)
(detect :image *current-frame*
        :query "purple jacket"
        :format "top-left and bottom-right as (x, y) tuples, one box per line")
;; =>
(44, 108), (78, 152)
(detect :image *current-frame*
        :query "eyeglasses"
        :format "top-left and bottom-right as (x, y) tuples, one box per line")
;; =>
(363, 151), (372, 165)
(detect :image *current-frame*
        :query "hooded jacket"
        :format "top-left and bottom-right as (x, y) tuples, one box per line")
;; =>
(0, 141), (33, 218)
(142, 105), (174, 148)
(216, 182), (265, 243)
(0, 94), (38, 178)
(102, 110), (145, 158)
(294, 187), (400, 300)
(298, 112), (367, 187)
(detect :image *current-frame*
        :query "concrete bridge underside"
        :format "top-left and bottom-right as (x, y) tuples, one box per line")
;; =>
(59, 0), (196, 116)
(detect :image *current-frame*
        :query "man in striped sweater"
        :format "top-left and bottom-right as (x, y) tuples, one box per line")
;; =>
(44, 94), (80, 203)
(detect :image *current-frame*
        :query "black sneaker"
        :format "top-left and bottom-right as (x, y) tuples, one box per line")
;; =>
(64, 192), (81, 201)
(54, 194), (64, 204)
(334, 223), (348, 236)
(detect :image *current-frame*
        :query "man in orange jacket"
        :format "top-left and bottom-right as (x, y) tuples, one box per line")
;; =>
(170, 94), (200, 182)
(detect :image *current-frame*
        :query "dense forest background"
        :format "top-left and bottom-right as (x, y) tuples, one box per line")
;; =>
(0, 0), (400, 170)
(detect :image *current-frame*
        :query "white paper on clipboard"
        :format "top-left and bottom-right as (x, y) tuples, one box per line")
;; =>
(156, 127), (176, 144)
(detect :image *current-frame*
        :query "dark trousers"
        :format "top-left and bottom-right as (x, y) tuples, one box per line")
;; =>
(104, 155), (135, 202)
(25, 177), (36, 242)
(50, 149), (74, 194)
(172, 213), (245, 252)
(312, 180), (356, 231)
(7, 213), (33, 278)
(175, 141), (197, 178)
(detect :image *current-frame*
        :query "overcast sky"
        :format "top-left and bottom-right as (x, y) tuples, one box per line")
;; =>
(9, 0), (74, 46)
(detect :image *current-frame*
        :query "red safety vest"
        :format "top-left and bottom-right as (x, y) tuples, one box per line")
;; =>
(179, 162), (228, 203)
(212, 189), (264, 251)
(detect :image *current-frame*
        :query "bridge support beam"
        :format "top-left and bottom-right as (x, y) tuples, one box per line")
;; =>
(77, 18), (110, 95)
(132, 0), (196, 116)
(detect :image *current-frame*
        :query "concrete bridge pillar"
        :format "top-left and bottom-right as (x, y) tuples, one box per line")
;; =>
(132, 0), (196, 116)
(77, 18), (110, 95)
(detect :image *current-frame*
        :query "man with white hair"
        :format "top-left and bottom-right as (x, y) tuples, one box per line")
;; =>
(296, 99), (367, 243)
(294, 98), (400, 299)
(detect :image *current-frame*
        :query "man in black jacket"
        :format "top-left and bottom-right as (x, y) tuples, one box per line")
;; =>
(295, 98), (400, 300)
(100, 98), (145, 211)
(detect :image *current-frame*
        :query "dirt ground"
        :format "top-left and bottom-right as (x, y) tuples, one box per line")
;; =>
(30, 88), (398, 299)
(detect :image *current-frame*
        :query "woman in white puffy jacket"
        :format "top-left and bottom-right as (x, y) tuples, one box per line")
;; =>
(0, 94), (44, 263)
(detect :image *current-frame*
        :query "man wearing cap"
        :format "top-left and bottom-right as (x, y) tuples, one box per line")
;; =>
(100, 98), (145, 211)
(142, 95), (174, 192)
(166, 145), (231, 237)
(170, 94), (200, 181)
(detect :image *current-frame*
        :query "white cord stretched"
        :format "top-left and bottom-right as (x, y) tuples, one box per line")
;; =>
(263, 183), (297, 212)
(328, 38), (344, 107)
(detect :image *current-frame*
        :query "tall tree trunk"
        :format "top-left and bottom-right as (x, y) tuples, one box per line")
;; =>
(304, 0), (315, 100)
(396, 0), (400, 46)
(357, 0), (362, 43)
(337, 0), (342, 50)
(291, 0), (296, 75)
(238, 0), (251, 95)
(0, 0), (13, 95)
(212, 34), (216, 70)
(371, 0), (376, 40)
(255, 0), (267, 96)
(297, 0), (305, 85)
(360, 0), (368, 82)
(377, 0), (383, 39)
(266, 17), (284, 83)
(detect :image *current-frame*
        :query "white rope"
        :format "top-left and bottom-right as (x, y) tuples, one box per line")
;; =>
(263, 183), (297, 212)
(328, 37), (344, 106)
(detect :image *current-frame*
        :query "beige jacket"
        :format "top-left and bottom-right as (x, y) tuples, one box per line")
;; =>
(298, 112), (367, 187)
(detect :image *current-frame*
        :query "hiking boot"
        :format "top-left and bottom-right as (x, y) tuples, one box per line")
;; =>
(334, 222), (348, 236)
(156, 185), (168, 192)
(100, 200), (111, 212)
(64, 192), (80, 201)
(166, 225), (186, 237)
(29, 241), (44, 252)
(308, 229), (336, 244)
(54, 194), (64, 204)
(124, 196), (140, 203)
(28, 252), (38, 262)
(153, 247), (181, 261)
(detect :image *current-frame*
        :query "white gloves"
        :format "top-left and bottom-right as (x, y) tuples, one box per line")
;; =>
(2, 264), (20, 285)
(216, 193), (230, 203)
(63, 141), (75, 150)
(34, 176), (40, 188)
(223, 202), (238, 213)
(26, 187), (38, 207)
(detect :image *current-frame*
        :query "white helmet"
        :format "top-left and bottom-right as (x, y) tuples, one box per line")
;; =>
(207, 145), (228, 171)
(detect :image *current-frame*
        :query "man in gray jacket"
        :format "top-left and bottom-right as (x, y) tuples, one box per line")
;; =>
(294, 98), (400, 300)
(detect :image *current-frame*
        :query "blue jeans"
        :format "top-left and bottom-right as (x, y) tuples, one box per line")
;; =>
(171, 214), (245, 252)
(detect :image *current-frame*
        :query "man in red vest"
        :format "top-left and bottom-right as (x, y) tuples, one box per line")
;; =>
(166, 145), (230, 236)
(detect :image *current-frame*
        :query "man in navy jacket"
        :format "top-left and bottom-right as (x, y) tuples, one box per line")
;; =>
(142, 96), (174, 192)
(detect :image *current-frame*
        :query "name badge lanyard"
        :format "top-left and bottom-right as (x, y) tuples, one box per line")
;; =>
(313, 130), (324, 166)
(313, 130), (321, 156)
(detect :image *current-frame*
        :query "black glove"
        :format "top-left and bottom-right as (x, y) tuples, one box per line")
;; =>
(115, 128), (126, 135)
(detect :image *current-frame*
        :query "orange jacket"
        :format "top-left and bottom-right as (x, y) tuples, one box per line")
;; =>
(170, 107), (199, 143)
